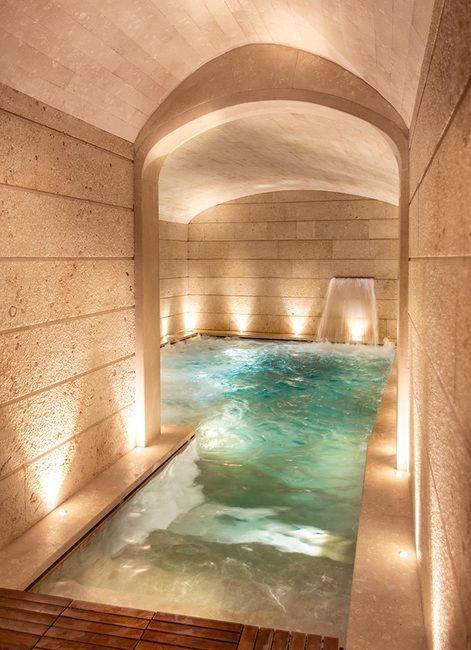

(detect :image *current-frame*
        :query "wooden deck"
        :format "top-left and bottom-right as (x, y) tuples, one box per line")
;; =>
(0, 588), (341, 649)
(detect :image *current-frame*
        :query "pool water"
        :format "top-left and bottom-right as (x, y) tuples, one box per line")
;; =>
(34, 336), (394, 640)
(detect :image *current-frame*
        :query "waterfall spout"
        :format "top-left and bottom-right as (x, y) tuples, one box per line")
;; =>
(317, 278), (379, 345)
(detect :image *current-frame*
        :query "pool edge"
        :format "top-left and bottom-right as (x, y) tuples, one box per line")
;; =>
(0, 424), (195, 591)
(346, 363), (426, 649)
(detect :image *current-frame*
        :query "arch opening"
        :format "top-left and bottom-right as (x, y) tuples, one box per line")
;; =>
(134, 46), (409, 474)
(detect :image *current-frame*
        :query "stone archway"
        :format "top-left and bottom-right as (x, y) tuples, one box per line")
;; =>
(133, 44), (409, 472)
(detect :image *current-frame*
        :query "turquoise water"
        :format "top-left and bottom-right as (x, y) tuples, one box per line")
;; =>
(35, 336), (393, 640)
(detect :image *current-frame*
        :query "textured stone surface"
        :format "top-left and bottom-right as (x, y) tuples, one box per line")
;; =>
(0, 83), (133, 159)
(409, 7), (471, 646)
(411, 392), (468, 650)
(409, 0), (471, 192)
(0, 91), (136, 550)
(415, 90), (471, 257)
(0, 185), (133, 258)
(188, 191), (398, 339)
(0, 357), (135, 479)
(1, 309), (134, 404)
(0, 260), (134, 330)
(0, 110), (133, 208)
(0, 3), (433, 139)
(23, 403), (136, 527)
(0, 470), (26, 549)
(159, 220), (189, 339)
(410, 329), (471, 617)
(195, 199), (398, 223)
(333, 240), (399, 259)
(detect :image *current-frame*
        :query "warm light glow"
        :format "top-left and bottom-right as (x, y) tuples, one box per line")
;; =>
(348, 317), (367, 342)
(185, 312), (197, 333)
(161, 316), (169, 341)
(58, 508), (68, 516)
(398, 550), (409, 559)
(39, 464), (66, 510)
(395, 470), (403, 478)
(234, 313), (250, 334)
(290, 316), (306, 337)
(397, 423), (409, 472)
(396, 355), (410, 472)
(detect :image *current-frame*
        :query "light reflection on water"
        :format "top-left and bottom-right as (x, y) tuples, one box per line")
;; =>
(35, 336), (393, 641)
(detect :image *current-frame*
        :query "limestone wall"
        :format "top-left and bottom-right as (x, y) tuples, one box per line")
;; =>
(188, 191), (399, 340)
(159, 221), (188, 340)
(408, 1), (470, 646)
(0, 85), (135, 548)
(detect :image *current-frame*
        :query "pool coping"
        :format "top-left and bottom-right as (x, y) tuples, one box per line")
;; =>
(0, 424), (194, 591)
(346, 363), (425, 649)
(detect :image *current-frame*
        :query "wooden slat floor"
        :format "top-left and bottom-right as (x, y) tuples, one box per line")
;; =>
(0, 588), (341, 650)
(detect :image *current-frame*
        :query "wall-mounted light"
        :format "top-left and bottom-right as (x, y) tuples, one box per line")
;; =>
(398, 550), (409, 559)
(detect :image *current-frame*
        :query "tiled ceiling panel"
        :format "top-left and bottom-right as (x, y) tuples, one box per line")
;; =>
(0, 0), (434, 140)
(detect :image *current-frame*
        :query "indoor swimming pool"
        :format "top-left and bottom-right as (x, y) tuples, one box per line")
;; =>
(34, 336), (394, 640)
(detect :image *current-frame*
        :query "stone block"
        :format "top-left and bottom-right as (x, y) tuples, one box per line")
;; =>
(291, 259), (333, 278)
(369, 219), (399, 239)
(160, 277), (188, 299)
(0, 111), (133, 208)
(0, 260), (134, 331)
(374, 259), (398, 279)
(314, 220), (369, 240)
(332, 259), (375, 278)
(188, 240), (278, 260)
(23, 404), (135, 528)
(416, 88), (471, 257)
(0, 470), (26, 549)
(159, 239), (187, 260)
(0, 309), (135, 403)
(160, 295), (188, 319)
(278, 240), (332, 259)
(0, 357), (135, 479)
(159, 220), (188, 241)
(160, 259), (188, 279)
(410, 0), (471, 193)
(0, 186), (133, 258)
(377, 300), (397, 319)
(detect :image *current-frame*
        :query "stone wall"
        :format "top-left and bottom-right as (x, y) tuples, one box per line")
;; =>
(188, 191), (399, 340)
(0, 85), (136, 549)
(159, 221), (188, 340)
(408, 1), (470, 647)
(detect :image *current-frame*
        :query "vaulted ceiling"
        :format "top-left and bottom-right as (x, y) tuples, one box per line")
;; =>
(159, 102), (399, 223)
(0, 0), (434, 141)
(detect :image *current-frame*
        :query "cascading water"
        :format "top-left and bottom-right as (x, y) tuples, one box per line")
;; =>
(317, 277), (379, 345)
